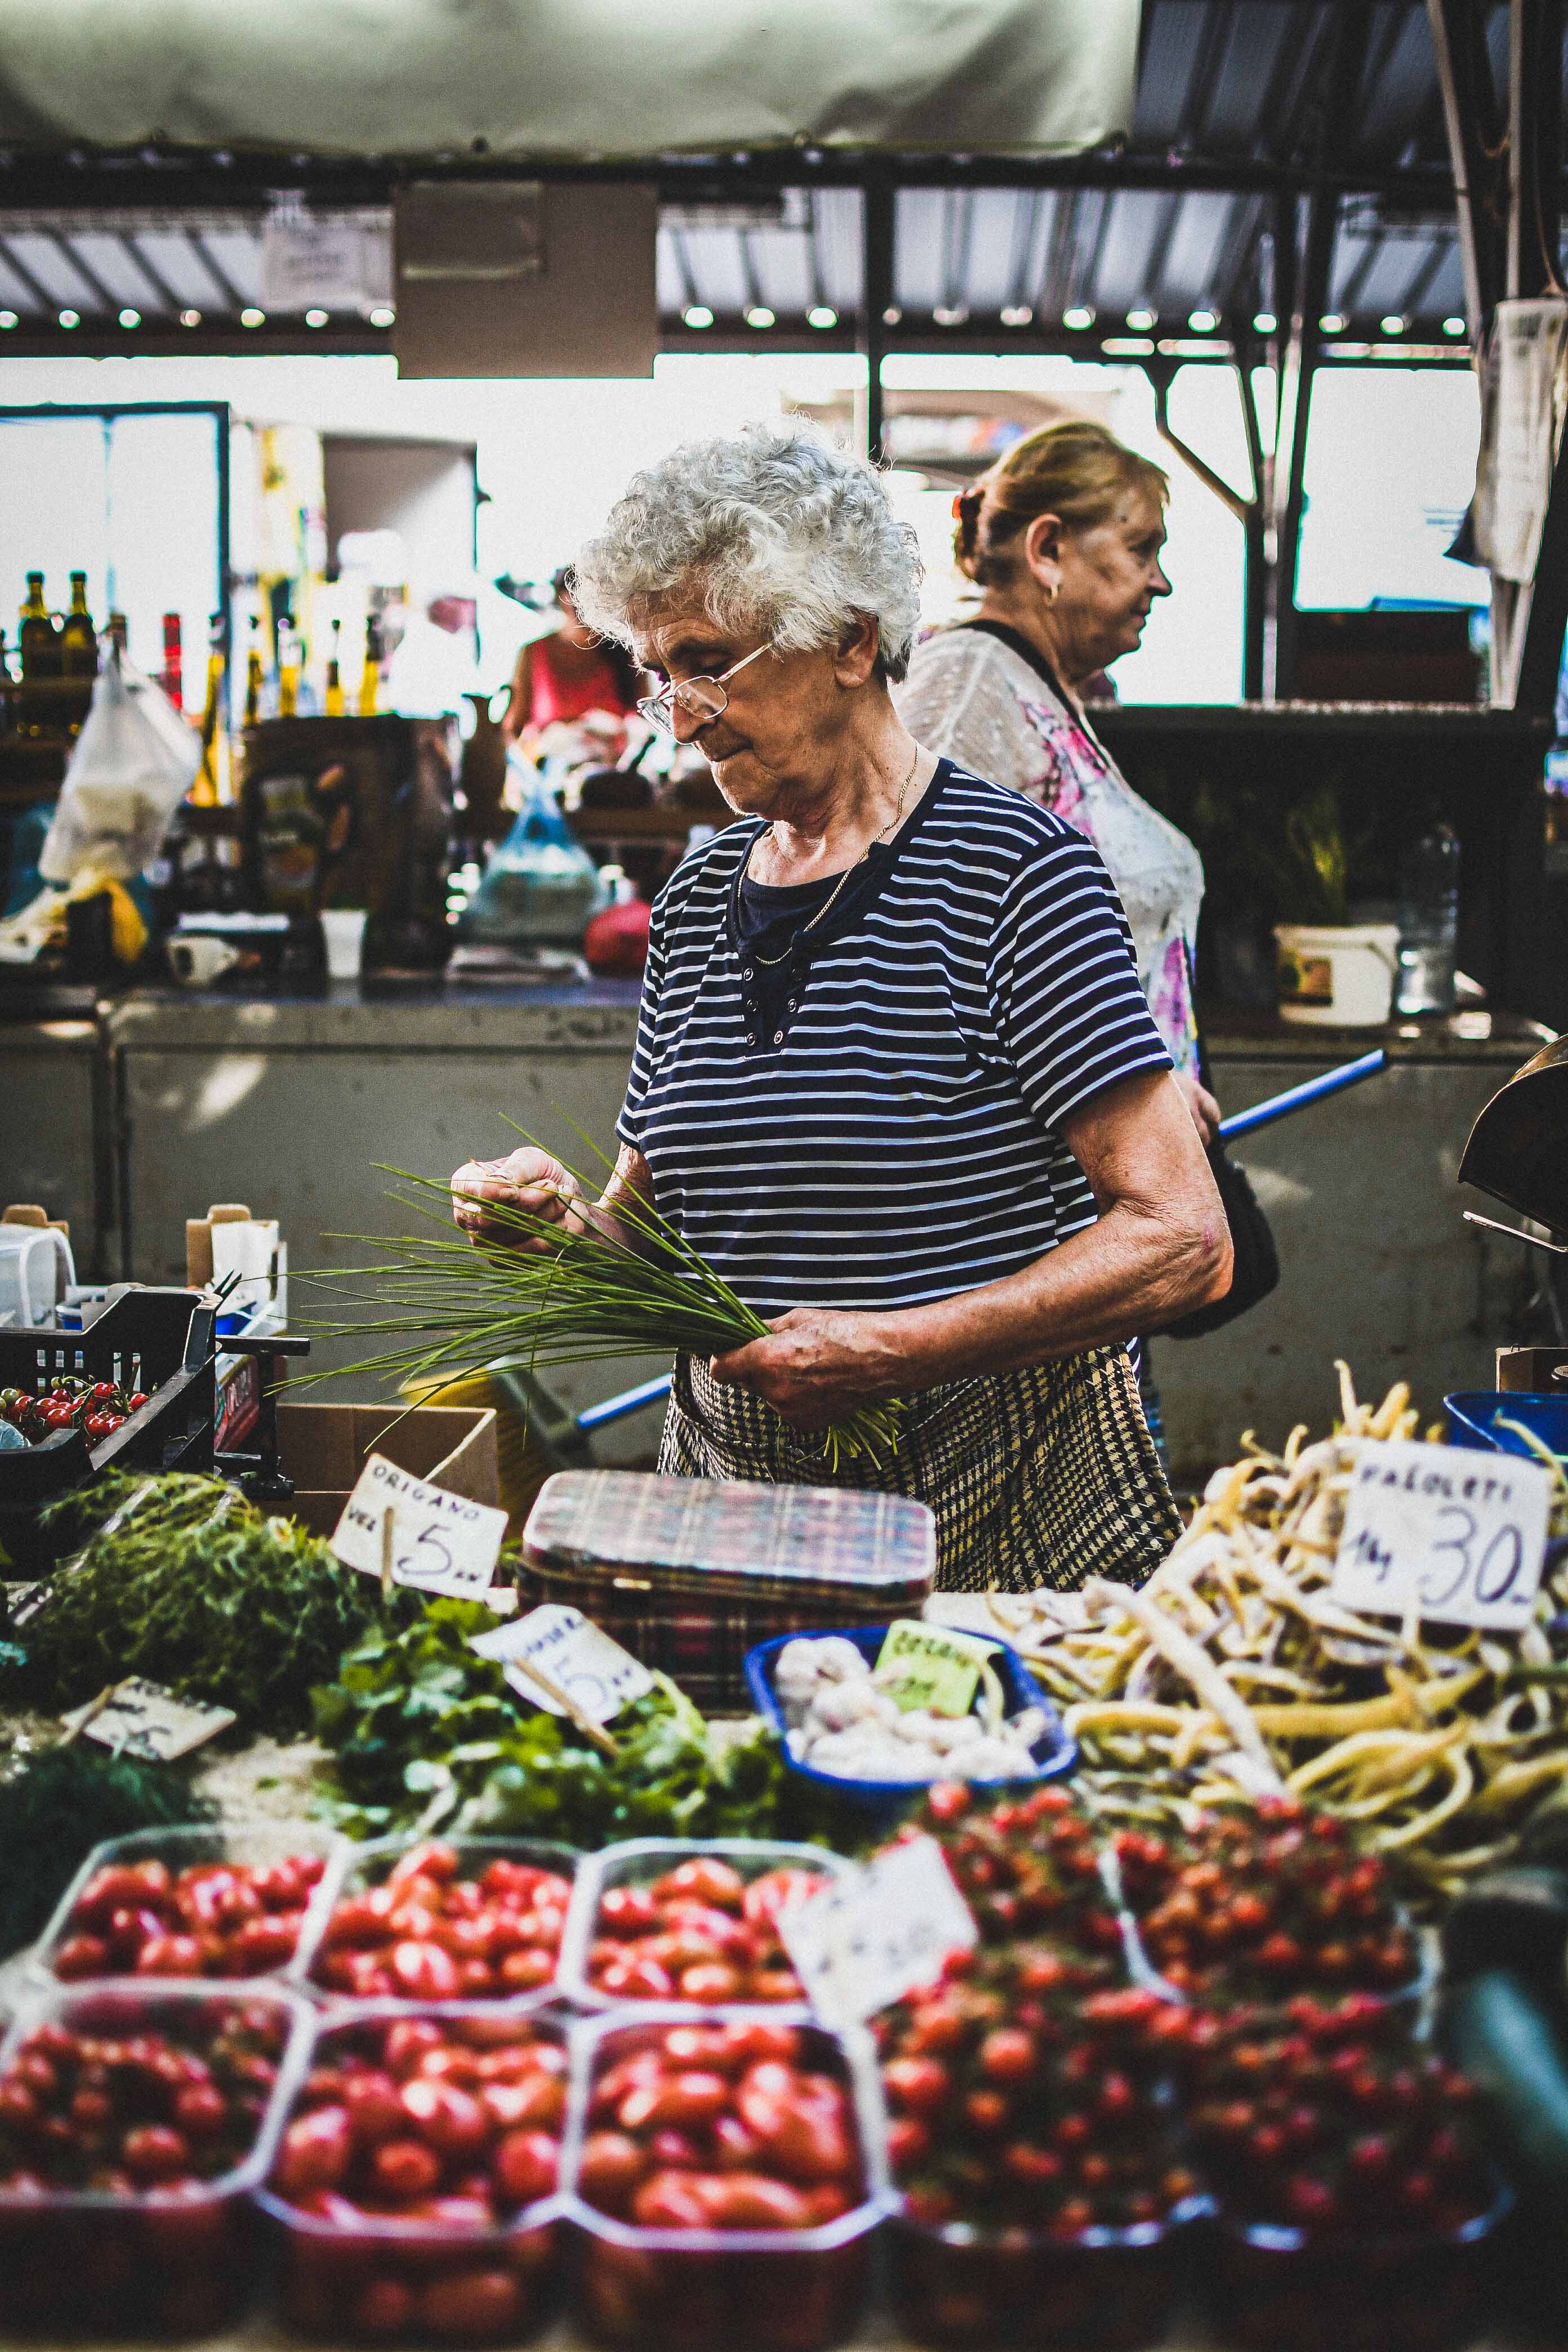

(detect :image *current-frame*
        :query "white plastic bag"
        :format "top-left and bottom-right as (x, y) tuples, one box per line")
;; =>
(38, 654), (200, 886)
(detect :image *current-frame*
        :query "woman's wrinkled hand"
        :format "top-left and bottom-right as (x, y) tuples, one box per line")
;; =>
(709, 1307), (904, 1431)
(1175, 1070), (1222, 1148)
(450, 1147), (581, 1252)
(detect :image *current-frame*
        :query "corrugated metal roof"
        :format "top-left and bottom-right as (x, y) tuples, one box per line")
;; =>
(0, 1), (1535, 360)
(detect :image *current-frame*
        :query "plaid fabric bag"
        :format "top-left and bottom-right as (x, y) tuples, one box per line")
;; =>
(518, 1469), (934, 1712)
(660, 1346), (1178, 1598)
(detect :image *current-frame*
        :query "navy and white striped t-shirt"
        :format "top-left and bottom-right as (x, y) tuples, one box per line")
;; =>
(616, 759), (1171, 1318)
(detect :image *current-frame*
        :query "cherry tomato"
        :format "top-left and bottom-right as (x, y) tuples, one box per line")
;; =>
(417, 2268), (523, 2344)
(398, 2079), (490, 2160)
(390, 1940), (461, 2001)
(122, 2124), (189, 2185)
(703, 2171), (813, 2230)
(493, 2128), (558, 2205)
(577, 2130), (649, 2211)
(274, 2107), (354, 2197)
(369, 2137), (442, 2203)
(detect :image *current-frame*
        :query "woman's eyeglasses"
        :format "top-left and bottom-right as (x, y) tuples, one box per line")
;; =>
(636, 642), (772, 736)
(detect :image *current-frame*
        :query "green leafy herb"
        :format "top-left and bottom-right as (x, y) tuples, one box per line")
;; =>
(0, 1744), (219, 1960)
(311, 1597), (858, 1848)
(2, 1471), (420, 1735)
(296, 1132), (902, 1473)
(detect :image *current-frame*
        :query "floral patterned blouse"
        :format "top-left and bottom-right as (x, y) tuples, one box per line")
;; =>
(897, 621), (1205, 1076)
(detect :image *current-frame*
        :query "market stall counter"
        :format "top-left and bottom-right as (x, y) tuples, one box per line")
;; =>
(2, 984), (1542, 1480)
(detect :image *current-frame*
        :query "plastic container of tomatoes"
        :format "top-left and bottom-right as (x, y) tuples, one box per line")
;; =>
(0, 1977), (314, 2336)
(745, 1626), (1076, 1821)
(560, 2006), (892, 2352)
(253, 2000), (567, 2345)
(299, 1835), (579, 2008)
(1205, 2177), (1512, 2352)
(885, 2192), (1211, 2350)
(557, 1838), (857, 2012)
(32, 1822), (347, 1989)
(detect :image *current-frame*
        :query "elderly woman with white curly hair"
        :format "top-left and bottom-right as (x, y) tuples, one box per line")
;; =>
(451, 422), (1230, 1594)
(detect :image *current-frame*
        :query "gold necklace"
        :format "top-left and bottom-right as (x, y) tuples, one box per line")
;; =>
(744, 743), (921, 968)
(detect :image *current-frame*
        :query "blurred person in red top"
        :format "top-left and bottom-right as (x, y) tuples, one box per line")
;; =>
(501, 567), (644, 748)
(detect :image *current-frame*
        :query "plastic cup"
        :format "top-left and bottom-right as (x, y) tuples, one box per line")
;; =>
(322, 908), (368, 981)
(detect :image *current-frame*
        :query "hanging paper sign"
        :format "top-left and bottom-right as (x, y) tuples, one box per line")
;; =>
(470, 1605), (653, 1723)
(1331, 1437), (1553, 1631)
(61, 1678), (237, 1761)
(331, 1454), (507, 1599)
(777, 1834), (977, 2028)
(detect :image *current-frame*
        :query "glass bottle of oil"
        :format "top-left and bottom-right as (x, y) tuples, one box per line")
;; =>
(277, 611), (301, 718)
(60, 572), (98, 678)
(18, 572), (61, 681)
(191, 611), (227, 807)
(358, 612), (381, 715)
(243, 613), (265, 729)
(324, 617), (345, 718)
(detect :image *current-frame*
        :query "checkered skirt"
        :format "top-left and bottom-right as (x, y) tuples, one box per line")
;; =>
(657, 1346), (1179, 1594)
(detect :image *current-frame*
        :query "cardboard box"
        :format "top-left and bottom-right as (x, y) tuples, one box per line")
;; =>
(275, 1402), (500, 1538)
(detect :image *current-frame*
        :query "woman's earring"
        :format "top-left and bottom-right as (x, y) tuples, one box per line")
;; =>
(1045, 580), (1061, 605)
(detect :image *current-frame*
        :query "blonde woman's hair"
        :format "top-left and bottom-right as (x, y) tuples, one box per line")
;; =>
(954, 419), (1169, 586)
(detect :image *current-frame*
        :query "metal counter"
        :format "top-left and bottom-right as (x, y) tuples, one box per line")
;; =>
(1, 985), (1552, 1482)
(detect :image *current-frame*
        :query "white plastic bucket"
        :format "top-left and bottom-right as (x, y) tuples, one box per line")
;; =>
(1273, 921), (1400, 1028)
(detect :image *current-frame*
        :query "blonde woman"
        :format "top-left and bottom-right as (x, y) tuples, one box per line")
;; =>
(898, 420), (1218, 1144)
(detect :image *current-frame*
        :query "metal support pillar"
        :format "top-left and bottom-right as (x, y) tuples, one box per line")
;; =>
(860, 178), (895, 466)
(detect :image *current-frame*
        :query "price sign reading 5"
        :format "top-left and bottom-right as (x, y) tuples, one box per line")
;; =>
(1331, 1437), (1553, 1632)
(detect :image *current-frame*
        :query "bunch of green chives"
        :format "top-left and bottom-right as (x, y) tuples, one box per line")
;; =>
(299, 1150), (902, 1472)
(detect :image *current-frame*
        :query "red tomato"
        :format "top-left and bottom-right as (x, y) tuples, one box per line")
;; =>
(631, 2170), (727, 2229)
(661, 1859), (746, 1911)
(173, 2082), (229, 2138)
(883, 2056), (950, 2117)
(741, 1869), (826, 1928)
(595, 1954), (675, 2001)
(598, 1886), (661, 1936)
(390, 1940), (461, 2000)
(342, 2069), (404, 2147)
(480, 2073), (564, 2133)
(132, 1932), (205, 1977)
(370, 2137), (442, 2203)
(398, 2079), (490, 2161)
(494, 2128), (558, 2205)
(122, 2124), (189, 2185)
(622, 2069), (730, 2133)
(274, 2107), (353, 2198)
(735, 2086), (856, 2184)
(228, 1916), (300, 1974)
(679, 1963), (744, 2003)
(577, 2131), (649, 2211)
(498, 1948), (554, 1992)
(53, 1934), (109, 1981)
(353, 2276), (415, 2339)
(418, 2267), (523, 2344)
(705, 2171), (814, 2230)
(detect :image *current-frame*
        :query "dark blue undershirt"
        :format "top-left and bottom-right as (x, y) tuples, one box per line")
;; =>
(736, 842), (896, 1045)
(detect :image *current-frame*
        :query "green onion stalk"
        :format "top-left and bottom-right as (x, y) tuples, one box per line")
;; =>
(296, 1144), (903, 1472)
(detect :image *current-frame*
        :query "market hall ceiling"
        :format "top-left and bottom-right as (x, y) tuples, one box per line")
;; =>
(0, 1), (1538, 365)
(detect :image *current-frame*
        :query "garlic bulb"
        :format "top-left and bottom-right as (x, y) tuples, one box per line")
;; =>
(773, 1635), (1047, 1784)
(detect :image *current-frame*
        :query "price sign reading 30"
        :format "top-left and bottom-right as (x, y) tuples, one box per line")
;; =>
(1331, 1437), (1553, 1632)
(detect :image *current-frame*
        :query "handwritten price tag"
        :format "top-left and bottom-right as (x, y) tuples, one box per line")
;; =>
(331, 1455), (508, 1600)
(777, 1834), (977, 2028)
(875, 1619), (1000, 1716)
(61, 1678), (237, 1761)
(470, 1605), (653, 1723)
(1331, 1437), (1553, 1631)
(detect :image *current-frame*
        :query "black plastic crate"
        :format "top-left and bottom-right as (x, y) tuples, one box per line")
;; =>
(0, 1288), (218, 1575)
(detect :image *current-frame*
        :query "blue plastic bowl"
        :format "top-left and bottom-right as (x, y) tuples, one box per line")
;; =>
(744, 1623), (1076, 1819)
(1445, 1391), (1568, 1460)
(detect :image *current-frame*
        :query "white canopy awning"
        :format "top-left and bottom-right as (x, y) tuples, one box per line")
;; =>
(0, 0), (1138, 161)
